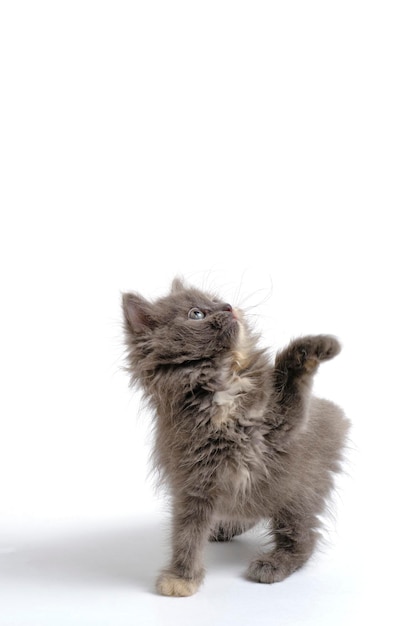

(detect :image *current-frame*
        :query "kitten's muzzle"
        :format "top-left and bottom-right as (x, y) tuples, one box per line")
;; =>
(222, 303), (239, 321)
(210, 305), (239, 330)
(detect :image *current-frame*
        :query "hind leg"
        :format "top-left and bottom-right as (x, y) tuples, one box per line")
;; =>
(247, 511), (320, 583)
(209, 520), (256, 542)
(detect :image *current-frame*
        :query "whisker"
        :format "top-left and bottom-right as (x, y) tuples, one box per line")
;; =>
(233, 269), (249, 306)
(237, 285), (273, 310)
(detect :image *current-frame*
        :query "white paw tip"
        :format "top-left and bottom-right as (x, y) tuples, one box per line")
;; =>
(156, 573), (200, 597)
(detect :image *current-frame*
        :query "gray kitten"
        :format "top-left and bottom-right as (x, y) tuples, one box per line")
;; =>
(122, 278), (349, 597)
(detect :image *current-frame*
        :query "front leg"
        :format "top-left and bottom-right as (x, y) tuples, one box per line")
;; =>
(273, 335), (341, 439)
(156, 494), (213, 597)
(247, 509), (320, 584)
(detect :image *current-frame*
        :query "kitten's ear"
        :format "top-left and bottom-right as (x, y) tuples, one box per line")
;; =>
(122, 292), (155, 334)
(171, 276), (186, 294)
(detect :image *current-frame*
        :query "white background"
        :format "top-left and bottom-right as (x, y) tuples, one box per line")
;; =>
(1, 1), (416, 624)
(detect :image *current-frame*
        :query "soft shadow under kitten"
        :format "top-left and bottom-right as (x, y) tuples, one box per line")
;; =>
(122, 278), (349, 597)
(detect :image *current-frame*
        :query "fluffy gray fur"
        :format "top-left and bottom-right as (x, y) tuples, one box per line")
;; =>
(122, 278), (349, 597)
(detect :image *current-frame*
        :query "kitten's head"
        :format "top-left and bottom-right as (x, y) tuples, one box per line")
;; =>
(122, 278), (242, 385)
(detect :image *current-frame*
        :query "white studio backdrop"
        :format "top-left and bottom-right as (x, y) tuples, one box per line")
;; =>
(0, 2), (416, 625)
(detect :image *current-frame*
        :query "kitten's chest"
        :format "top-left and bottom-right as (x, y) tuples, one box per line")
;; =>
(211, 368), (254, 428)
(207, 364), (269, 497)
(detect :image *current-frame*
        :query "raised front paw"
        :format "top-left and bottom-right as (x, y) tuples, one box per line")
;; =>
(277, 335), (341, 374)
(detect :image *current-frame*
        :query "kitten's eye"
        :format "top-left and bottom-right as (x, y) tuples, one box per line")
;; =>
(188, 308), (206, 320)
